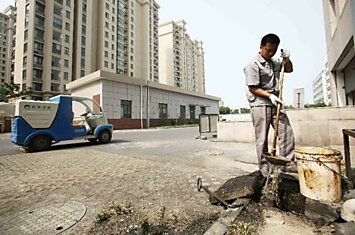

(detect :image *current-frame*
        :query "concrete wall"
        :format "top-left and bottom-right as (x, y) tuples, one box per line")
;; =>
(218, 106), (355, 146)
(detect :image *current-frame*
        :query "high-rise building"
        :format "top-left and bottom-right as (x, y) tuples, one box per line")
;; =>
(0, 12), (9, 85)
(322, 0), (355, 106)
(312, 62), (331, 105)
(159, 20), (205, 93)
(13, 0), (159, 100)
(0, 6), (16, 85)
(3, 6), (16, 85)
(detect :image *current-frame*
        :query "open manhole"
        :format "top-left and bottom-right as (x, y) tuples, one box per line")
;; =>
(0, 201), (86, 234)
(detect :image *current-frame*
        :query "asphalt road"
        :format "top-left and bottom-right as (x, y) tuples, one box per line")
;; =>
(0, 127), (259, 173)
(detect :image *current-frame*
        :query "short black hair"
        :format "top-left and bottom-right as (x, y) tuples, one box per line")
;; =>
(260, 33), (280, 46)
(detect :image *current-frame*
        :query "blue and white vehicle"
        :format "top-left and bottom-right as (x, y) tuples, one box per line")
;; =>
(11, 95), (113, 151)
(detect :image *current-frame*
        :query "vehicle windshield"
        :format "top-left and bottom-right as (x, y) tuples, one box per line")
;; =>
(72, 97), (102, 117)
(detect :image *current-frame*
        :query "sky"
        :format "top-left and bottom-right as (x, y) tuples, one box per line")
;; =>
(158, 0), (327, 109)
(0, 0), (327, 109)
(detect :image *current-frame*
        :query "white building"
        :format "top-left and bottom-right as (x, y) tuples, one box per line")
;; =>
(159, 20), (205, 93)
(312, 62), (331, 105)
(322, 0), (355, 106)
(0, 6), (16, 85)
(66, 70), (220, 129)
(12, 0), (159, 100)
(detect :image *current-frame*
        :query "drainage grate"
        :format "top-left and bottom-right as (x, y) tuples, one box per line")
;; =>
(0, 201), (86, 234)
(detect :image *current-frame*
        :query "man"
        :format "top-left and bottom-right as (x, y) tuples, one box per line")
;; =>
(244, 33), (296, 177)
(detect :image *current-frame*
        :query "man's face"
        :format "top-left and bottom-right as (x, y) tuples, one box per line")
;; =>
(260, 42), (279, 60)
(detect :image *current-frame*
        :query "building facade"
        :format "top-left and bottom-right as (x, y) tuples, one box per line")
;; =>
(0, 6), (16, 85)
(312, 62), (331, 105)
(159, 20), (205, 93)
(322, 0), (355, 106)
(12, 0), (159, 100)
(67, 70), (219, 129)
(0, 12), (9, 85)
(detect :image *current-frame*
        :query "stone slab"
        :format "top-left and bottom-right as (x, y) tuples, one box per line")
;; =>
(209, 171), (262, 204)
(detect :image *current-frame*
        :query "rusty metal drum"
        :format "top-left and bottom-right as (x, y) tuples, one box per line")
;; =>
(295, 147), (343, 202)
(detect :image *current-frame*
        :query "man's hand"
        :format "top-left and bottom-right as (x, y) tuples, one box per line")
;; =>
(281, 49), (290, 61)
(269, 94), (283, 106)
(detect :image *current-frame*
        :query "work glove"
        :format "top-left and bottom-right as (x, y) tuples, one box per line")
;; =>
(281, 48), (290, 61)
(269, 94), (283, 106)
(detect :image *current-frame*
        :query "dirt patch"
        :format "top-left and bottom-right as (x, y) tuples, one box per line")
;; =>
(226, 202), (322, 235)
(88, 201), (220, 235)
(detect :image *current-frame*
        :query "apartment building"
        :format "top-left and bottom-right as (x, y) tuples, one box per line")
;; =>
(0, 12), (8, 85)
(159, 20), (205, 93)
(322, 0), (355, 106)
(4, 6), (16, 85)
(0, 6), (16, 86)
(12, 0), (159, 100)
(312, 62), (331, 105)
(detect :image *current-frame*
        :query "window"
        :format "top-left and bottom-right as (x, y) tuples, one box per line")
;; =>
(52, 43), (61, 54)
(82, 14), (86, 23)
(121, 100), (131, 118)
(64, 59), (69, 67)
(35, 2), (45, 14)
(82, 3), (87, 13)
(34, 29), (44, 40)
(80, 70), (85, 77)
(24, 30), (28, 40)
(81, 47), (85, 57)
(82, 25), (86, 34)
(35, 15), (45, 28)
(180, 105), (186, 119)
(66, 0), (71, 7)
(65, 10), (70, 18)
(33, 55), (43, 65)
(52, 30), (61, 41)
(33, 68), (42, 79)
(23, 56), (27, 66)
(200, 106), (206, 114)
(33, 83), (42, 91)
(52, 56), (61, 67)
(159, 103), (168, 119)
(104, 51), (108, 57)
(23, 43), (28, 53)
(64, 47), (69, 55)
(104, 61), (108, 67)
(22, 70), (26, 80)
(81, 36), (86, 46)
(34, 42), (43, 54)
(65, 34), (70, 43)
(64, 72), (69, 80)
(80, 59), (85, 68)
(65, 22), (70, 30)
(53, 17), (62, 29)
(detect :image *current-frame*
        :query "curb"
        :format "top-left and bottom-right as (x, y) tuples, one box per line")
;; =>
(204, 205), (246, 235)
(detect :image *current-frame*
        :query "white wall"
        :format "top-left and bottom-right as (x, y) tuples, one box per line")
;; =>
(218, 106), (355, 146)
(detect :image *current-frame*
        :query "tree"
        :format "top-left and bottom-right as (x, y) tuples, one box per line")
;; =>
(219, 106), (231, 114)
(305, 102), (328, 108)
(240, 108), (251, 114)
(232, 109), (240, 114)
(0, 82), (32, 102)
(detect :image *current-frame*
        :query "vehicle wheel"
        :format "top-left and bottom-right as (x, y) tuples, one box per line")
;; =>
(88, 138), (97, 143)
(29, 135), (52, 151)
(98, 129), (112, 144)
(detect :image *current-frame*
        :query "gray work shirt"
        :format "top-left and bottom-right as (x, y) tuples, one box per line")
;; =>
(244, 53), (281, 107)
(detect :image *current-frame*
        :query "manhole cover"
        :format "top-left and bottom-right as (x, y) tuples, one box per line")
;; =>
(0, 201), (86, 234)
